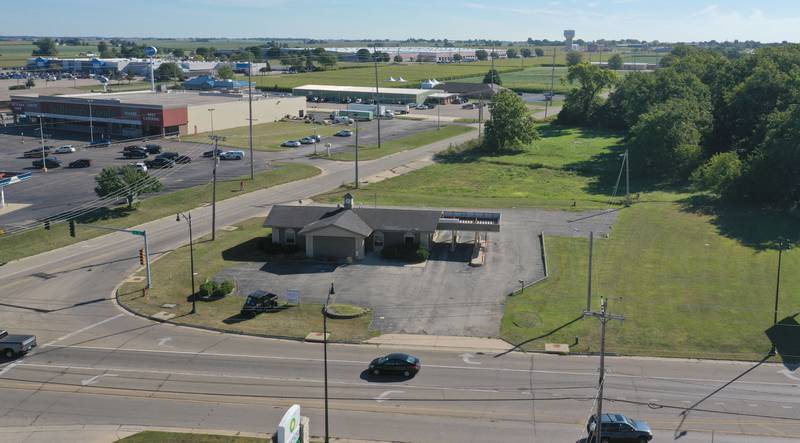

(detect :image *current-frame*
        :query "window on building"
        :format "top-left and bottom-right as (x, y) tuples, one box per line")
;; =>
(285, 229), (296, 245)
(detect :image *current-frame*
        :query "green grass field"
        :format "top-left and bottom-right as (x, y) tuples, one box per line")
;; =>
(459, 67), (571, 92)
(116, 431), (268, 443)
(327, 125), (474, 161)
(0, 41), (93, 67)
(184, 121), (343, 152)
(118, 218), (374, 342)
(0, 163), (319, 264)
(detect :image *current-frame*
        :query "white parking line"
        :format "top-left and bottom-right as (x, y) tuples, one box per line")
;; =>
(42, 314), (125, 347)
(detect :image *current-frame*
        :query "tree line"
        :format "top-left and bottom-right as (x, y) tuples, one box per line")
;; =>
(557, 44), (800, 212)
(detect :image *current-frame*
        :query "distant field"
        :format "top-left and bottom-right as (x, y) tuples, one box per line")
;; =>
(0, 41), (92, 67)
(183, 121), (343, 152)
(459, 66), (571, 92)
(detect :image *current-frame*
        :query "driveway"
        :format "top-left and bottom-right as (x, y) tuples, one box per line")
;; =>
(217, 208), (617, 337)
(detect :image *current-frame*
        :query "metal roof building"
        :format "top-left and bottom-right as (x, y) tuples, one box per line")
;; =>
(292, 84), (440, 104)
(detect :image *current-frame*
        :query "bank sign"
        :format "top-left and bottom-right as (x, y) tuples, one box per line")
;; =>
(277, 404), (301, 443)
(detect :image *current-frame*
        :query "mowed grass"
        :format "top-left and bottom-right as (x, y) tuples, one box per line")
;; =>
(328, 125), (475, 161)
(118, 218), (374, 342)
(0, 42), (93, 67)
(116, 431), (268, 443)
(459, 67), (571, 92)
(0, 163), (319, 264)
(502, 203), (800, 360)
(317, 124), (685, 209)
(183, 121), (344, 152)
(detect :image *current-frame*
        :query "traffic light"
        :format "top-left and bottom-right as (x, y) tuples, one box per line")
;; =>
(138, 249), (145, 266)
(68, 220), (76, 237)
(44, 220), (51, 230)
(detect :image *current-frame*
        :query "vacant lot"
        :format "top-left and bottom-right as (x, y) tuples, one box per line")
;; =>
(328, 125), (474, 161)
(184, 121), (343, 152)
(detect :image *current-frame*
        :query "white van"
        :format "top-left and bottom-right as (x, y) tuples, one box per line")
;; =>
(220, 150), (245, 160)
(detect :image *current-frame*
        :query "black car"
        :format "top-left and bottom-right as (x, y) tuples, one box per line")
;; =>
(157, 152), (180, 160)
(123, 145), (145, 153)
(144, 144), (162, 154)
(368, 353), (420, 377)
(174, 155), (191, 164)
(144, 158), (174, 169)
(32, 157), (61, 169)
(68, 159), (92, 168)
(23, 147), (51, 158)
(89, 140), (112, 148)
(123, 150), (148, 159)
(586, 413), (653, 443)
(240, 291), (279, 317)
(202, 148), (224, 158)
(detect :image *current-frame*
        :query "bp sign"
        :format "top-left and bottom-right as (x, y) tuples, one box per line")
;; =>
(277, 404), (301, 443)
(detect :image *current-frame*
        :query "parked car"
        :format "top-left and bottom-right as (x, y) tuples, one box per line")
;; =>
(32, 157), (61, 169)
(462, 103), (476, 110)
(240, 290), (279, 317)
(157, 152), (180, 160)
(145, 158), (174, 169)
(123, 145), (145, 153)
(174, 155), (191, 164)
(123, 150), (148, 159)
(53, 145), (75, 154)
(133, 162), (148, 172)
(144, 144), (162, 154)
(219, 150), (244, 160)
(586, 413), (653, 443)
(281, 140), (301, 148)
(310, 134), (322, 142)
(89, 140), (112, 148)
(334, 130), (353, 137)
(368, 353), (420, 377)
(0, 330), (37, 359)
(202, 148), (224, 158)
(415, 104), (429, 110)
(299, 137), (315, 145)
(23, 148), (50, 158)
(68, 159), (92, 168)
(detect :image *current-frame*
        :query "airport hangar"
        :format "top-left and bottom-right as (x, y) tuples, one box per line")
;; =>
(10, 90), (306, 140)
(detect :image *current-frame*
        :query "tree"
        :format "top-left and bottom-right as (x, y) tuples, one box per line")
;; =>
(521, 48), (532, 58)
(484, 90), (539, 152)
(475, 49), (488, 61)
(566, 51), (583, 66)
(155, 62), (184, 81)
(318, 53), (337, 69)
(394, 55), (403, 63)
(690, 152), (743, 196)
(490, 51), (499, 59)
(97, 41), (110, 57)
(558, 62), (617, 125)
(506, 48), (517, 59)
(482, 69), (502, 85)
(452, 53), (462, 62)
(217, 64), (235, 80)
(534, 48), (545, 57)
(356, 48), (371, 62)
(26, 78), (35, 88)
(94, 165), (163, 209)
(607, 53), (624, 70)
(266, 46), (281, 59)
(173, 48), (185, 58)
(32, 38), (58, 56)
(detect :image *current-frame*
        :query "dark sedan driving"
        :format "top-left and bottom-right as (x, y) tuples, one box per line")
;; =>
(368, 353), (420, 377)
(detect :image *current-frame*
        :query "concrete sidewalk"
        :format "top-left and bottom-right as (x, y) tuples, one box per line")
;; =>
(365, 333), (513, 352)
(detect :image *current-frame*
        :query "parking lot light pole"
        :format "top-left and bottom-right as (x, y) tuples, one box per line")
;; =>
(354, 119), (359, 189)
(177, 212), (196, 314)
(372, 45), (381, 148)
(208, 108), (215, 136)
(88, 99), (94, 143)
(208, 135), (225, 241)
(323, 281), (335, 443)
(38, 118), (47, 172)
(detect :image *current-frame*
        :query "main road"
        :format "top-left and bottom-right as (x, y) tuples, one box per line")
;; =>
(1, 130), (799, 442)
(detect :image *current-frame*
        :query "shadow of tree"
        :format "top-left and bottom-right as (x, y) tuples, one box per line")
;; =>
(221, 237), (269, 262)
(73, 206), (135, 224)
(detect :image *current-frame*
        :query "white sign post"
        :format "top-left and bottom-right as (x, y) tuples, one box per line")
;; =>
(277, 404), (302, 443)
(287, 289), (300, 305)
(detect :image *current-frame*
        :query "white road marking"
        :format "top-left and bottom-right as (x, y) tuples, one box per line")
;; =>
(748, 403), (759, 407)
(374, 390), (405, 403)
(459, 353), (481, 365)
(778, 369), (800, 382)
(157, 337), (173, 347)
(0, 358), (24, 377)
(782, 406), (793, 409)
(43, 314), (125, 347)
(81, 373), (118, 386)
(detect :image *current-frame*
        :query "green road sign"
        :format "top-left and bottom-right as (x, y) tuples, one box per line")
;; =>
(130, 230), (145, 236)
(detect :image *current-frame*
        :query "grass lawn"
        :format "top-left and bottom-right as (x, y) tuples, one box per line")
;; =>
(0, 41), (91, 67)
(458, 66), (571, 93)
(317, 123), (687, 209)
(502, 203), (800, 360)
(327, 125), (475, 161)
(0, 163), (319, 264)
(118, 218), (374, 342)
(183, 121), (343, 152)
(116, 431), (268, 443)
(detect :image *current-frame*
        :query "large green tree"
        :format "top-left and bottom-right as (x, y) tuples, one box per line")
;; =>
(95, 166), (163, 209)
(217, 64), (235, 79)
(558, 62), (617, 125)
(566, 51), (583, 66)
(607, 53), (623, 70)
(356, 48), (371, 62)
(482, 69), (502, 85)
(484, 90), (539, 152)
(475, 49), (488, 61)
(32, 38), (58, 56)
(155, 62), (184, 81)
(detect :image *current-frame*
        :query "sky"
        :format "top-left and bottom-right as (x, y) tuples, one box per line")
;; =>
(3, 0), (800, 43)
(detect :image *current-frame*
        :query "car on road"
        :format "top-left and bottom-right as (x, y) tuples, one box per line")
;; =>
(334, 130), (353, 137)
(157, 152), (180, 160)
(32, 157), (61, 169)
(586, 413), (653, 443)
(174, 155), (191, 164)
(144, 144), (162, 154)
(133, 162), (148, 172)
(299, 137), (315, 144)
(219, 150), (244, 160)
(53, 145), (75, 154)
(309, 134), (322, 142)
(123, 145), (145, 153)
(123, 150), (148, 159)
(23, 147), (51, 158)
(202, 148), (224, 158)
(0, 330), (37, 359)
(68, 159), (92, 168)
(461, 103), (476, 110)
(415, 104), (429, 110)
(368, 353), (420, 377)
(240, 290), (279, 317)
(281, 140), (301, 147)
(89, 140), (112, 148)
(144, 158), (174, 169)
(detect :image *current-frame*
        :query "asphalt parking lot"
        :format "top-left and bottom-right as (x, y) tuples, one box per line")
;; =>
(217, 208), (618, 337)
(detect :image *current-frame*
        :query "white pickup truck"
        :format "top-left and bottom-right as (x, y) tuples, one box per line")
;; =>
(0, 330), (37, 358)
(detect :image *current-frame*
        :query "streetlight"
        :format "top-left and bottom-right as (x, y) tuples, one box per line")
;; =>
(208, 108), (215, 136)
(323, 281), (335, 443)
(773, 239), (792, 326)
(88, 99), (94, 143)
(176, 212), (197, 314)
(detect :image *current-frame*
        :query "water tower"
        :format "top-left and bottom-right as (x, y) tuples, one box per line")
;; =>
(564, 30), (576, 51)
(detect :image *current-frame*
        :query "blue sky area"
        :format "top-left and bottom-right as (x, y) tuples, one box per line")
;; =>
(3, 0), (800, 42)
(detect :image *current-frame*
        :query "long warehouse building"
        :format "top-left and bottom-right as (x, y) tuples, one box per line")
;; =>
(292, 84), (440, 104)
(11, 91), (306, 139)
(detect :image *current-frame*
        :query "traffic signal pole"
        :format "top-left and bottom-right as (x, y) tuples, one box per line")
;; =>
(69, 222), (152, 288)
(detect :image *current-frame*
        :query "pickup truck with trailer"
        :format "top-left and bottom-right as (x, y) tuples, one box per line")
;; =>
(0, 330), (37, 358)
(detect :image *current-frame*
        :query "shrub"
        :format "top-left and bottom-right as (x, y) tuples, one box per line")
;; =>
(416, 248), (430, 262)
(218, 280), (235, 296)
(198, 279), (235, 299)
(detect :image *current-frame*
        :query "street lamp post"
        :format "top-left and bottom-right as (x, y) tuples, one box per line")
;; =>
(38, 118), (47, 172)
(176, 212), (196, 314)
(208, 108), (215, 136)
(88, 99), (94, 143)
(772, 239), (792, 354)
(323, 281), (335, 443)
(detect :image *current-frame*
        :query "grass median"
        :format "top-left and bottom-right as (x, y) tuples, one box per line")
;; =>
(118, 218), (374, 342)
(116, 431), (268, 443)
(0, 163), (319, 264)
(326, 125), (475, 161)
(183, 121), (344, 152)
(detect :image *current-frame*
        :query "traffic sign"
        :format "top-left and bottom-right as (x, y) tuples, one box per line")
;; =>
(130, 230), (145, 236)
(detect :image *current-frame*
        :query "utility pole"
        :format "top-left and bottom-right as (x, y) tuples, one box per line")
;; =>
(88, 99), (94, 143)
(437, 104), (440, 130)
(584, 298), (625, 443)
(354, 119), (359, 188)
(208, 108), (215, 136)
(587, 231), (594, 311)
(773, 240), (792, 341)
(323, 282), (335, 443)
(177, 212), (196, 314)
(372, 45), (381, 148)
(38, 118), (47, 172)
(624, 150), (631, 205)
(208, 135), (225, 241)
(545, 48), (557, 119)
(248, 55), (255, 180)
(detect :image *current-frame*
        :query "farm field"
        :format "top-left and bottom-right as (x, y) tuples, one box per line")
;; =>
(459, 66), (570, 92)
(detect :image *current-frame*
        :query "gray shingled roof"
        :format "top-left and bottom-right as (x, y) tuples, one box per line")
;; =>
(265, 205), (442, 233)
(298, 209), (373, 237)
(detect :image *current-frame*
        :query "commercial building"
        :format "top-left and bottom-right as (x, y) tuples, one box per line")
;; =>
(293, 84), (438, 105)
(11, 90), (305, 139)
(27, 57), (226, 77)
(183, 75), (254, 91)
(265, 194), (501, 261)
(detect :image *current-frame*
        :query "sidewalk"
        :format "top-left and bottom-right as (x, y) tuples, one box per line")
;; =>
(365, 334), (513, 352)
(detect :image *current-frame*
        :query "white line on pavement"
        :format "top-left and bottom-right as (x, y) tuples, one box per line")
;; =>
(0, 358), (24, 377)
(42, 314), (125, 347)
